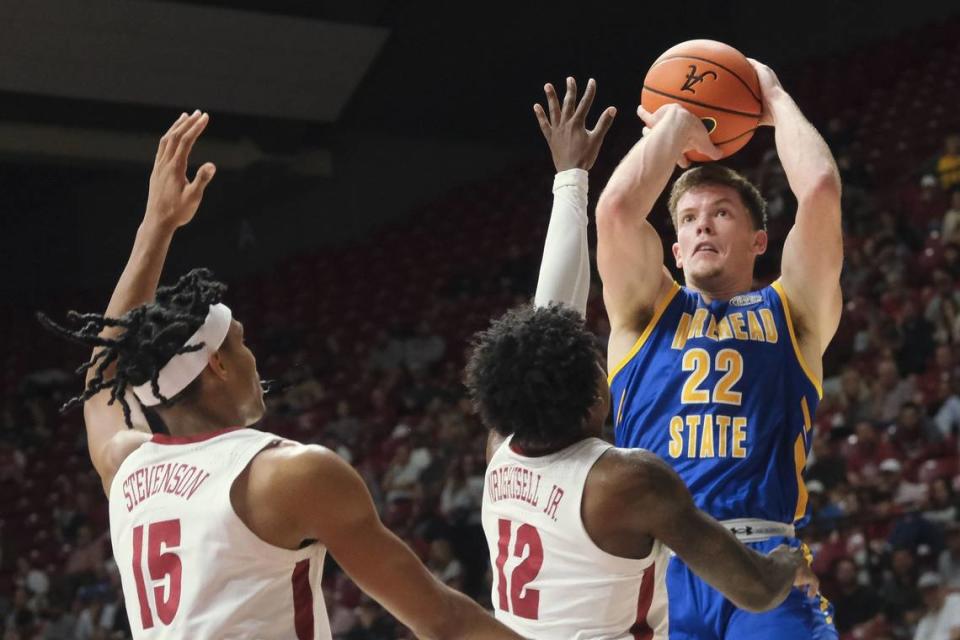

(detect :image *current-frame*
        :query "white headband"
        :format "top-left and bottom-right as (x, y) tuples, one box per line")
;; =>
(133, 303), (233, 407)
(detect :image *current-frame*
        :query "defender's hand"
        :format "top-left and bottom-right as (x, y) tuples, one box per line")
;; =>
(533, 77), (616, 172)
(637, 103), (722, 168)
(145, 110), (216, 230)
(769, 545), (819, 598)
(746, 59), (785, 127)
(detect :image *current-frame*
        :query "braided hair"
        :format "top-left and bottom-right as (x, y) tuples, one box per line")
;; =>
(37, 268), (227, 429)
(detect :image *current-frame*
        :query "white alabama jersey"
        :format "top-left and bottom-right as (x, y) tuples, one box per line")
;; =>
(481, 435), (668, 640)
(109, 427), (332, 640)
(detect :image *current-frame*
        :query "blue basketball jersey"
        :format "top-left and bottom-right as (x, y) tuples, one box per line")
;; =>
(610, 280), (821, 526)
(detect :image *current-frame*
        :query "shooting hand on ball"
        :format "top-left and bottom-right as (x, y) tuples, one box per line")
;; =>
(747, 59), (784, 127)
(637, 103), (722, 168)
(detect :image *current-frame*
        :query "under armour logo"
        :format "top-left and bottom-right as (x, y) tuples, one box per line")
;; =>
(681, 65), (717, 93)
(729, 526), (754, 536)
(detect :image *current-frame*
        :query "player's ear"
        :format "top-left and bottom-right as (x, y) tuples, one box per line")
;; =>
(672, 242), (683, 268)
(752, 229), (768, 256)
(207, 350), (229, 380)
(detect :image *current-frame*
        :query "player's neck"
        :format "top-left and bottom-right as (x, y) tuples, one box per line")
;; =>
(157, 401), (242, 438)
(684, 272), (755, 303)
(512, 434), (585, 457)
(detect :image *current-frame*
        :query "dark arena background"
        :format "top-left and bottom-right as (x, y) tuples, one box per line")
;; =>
(2, 1), (960, 638)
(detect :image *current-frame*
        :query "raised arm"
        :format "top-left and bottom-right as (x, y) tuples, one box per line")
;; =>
(590, 449), (817, 613)
(271, 445), (521, 640)
(532, 77), (615, 316)
(751, 60), (843, 358)
(83, 111), (216, 486)
(596, 105), (720, 336)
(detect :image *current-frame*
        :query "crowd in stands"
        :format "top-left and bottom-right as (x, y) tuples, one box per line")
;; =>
(3, 22), (960, 640)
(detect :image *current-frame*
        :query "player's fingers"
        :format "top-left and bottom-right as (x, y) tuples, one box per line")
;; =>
(589, 106), (616, 141)
(691, 132), (723, 161)
(574, 78), (597, 123)
(157, 112), (188, 160)
(185, 162), (216, 201)
(175, 112), (210, 168)
(164, 112), (189, 137)
(544, 83), (561, 126)
(642, 126), (651, 138)
(163, 110), (202, 163)
(677, 153), (691, 169)
(637, 105), (657, 128)
(533, 103), (551, 138)
(560, 76), (577, 121)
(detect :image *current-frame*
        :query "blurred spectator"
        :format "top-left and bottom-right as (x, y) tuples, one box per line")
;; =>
(913, 572), (960, 640)
(935, 376), (960, 438)
(889, 402), (941, 464)
(942, 191), (960, 245)
(937, 134), (960, 192)
(830, 367), (874, 429)
(879, 459), (928, 510)
(846, 419), (898, 486)
(0, 441), (25, 485)
(367, 329), (405, 372)
(342, 596), (396, 639)
(927, 275), (960, 347)
(327, 400), (363, 447)
(920, 345), (957, 397)
(439, 457), (484, 524)
(404, 321), (446, 373)
(65, 526), (106, 579)
(808, 481), (845, 532)
(880, 548), (924, 626)
(826, 557), (881, 634)
(823, 116), (853, 153)
(939, 525), (960, 590)
(382, 441), (431, 503)
(808, 432), (848, 491)
(897, 302), (936, 376)
(872, 360), (915, 424)
(905, 174), (949, 231)
(926, 479), (960, 526)
(427, 538), (464, 588)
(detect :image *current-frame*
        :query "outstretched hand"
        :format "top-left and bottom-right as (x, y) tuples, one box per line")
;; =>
(145, 110), (217, 230)
(534, 77), (616, 172)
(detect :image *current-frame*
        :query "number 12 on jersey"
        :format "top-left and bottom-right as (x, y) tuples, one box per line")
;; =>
(131, 519), (183, 629)
(494, 518), (543, 620)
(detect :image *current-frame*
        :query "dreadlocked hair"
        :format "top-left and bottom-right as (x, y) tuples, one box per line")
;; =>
(464, 304), (603, 450)
(37, 268), (227, 429)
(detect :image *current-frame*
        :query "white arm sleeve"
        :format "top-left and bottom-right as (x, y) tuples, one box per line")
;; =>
(534, 168), (591, 317)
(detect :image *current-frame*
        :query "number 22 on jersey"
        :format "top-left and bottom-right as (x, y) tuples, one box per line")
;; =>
(131, 519), (183, 629)
(494, 518), (543, 620)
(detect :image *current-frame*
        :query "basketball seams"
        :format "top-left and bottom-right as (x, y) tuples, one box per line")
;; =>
(713, 127), (758, 147)
(641, 85), (762, 119)
(653, 54), (762, 103)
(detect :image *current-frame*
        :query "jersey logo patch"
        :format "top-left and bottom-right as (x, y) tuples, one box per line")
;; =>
(730, 293), (762, 307)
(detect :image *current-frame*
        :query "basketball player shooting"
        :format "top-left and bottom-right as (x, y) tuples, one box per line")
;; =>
(38, 111), (523, 640)
(592, 59), (843, 639)
(465, 77), (818, 640)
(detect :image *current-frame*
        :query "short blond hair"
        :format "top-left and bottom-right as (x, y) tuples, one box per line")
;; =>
(668, 165), (767, 231)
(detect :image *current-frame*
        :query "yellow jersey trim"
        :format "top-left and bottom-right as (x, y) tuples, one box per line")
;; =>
(792, 432), (809, 522)
(771, 280), (823, 399)
(608, 281), (682, 385)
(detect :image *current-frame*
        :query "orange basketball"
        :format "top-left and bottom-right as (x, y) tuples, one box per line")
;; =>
(641, 39), (761, 162)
